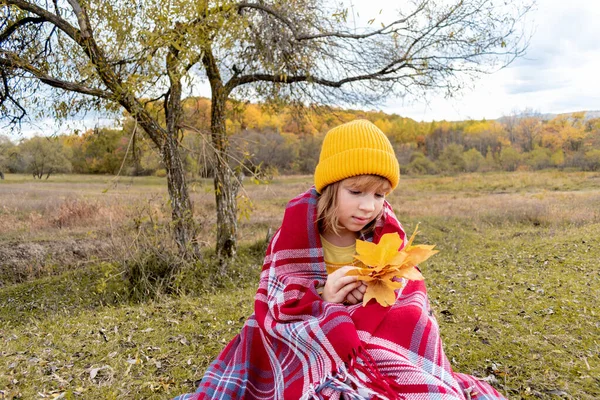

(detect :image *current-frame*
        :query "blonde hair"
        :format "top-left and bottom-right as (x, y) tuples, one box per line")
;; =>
(317, 175), (391, 237)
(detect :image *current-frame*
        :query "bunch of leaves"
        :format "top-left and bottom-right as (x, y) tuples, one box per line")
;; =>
(348, 226), (439, 307)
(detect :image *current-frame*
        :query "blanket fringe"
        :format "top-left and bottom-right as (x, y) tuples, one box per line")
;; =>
(301, 363), (379, 400)
(303, 348), (406, 400)
(350, 347), (406, 400)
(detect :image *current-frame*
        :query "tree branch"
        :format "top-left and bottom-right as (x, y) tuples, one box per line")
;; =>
(65, 0), (91, 38)
(0, 16), (45, 43)
(227, 71), (382, 90)
(6, 0), (81, 43)
(0, 53), (113, 99)
(0, 70), (28, 124)
(236, 1), (426, 41)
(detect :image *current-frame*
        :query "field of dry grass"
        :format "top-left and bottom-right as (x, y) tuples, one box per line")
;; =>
(1, 170), (599, 399)
(3, 171), (599, 251)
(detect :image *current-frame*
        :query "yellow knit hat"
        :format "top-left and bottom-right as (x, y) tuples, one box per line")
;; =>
(314, 119), (399, 193)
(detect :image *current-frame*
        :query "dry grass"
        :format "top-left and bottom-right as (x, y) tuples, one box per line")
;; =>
(2, 171), (600, 280)
(3, 171), (598, 245)
(390, 190), (600, 227)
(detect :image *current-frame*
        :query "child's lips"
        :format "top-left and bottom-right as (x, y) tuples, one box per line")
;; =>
(353, 216), (369, 223)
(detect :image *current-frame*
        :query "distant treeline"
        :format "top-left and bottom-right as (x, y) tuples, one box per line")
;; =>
(2, 98), (600, 179)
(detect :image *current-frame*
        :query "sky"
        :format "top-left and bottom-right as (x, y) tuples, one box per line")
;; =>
(3, 0), (600, 138)
(375, 0), (600, 121)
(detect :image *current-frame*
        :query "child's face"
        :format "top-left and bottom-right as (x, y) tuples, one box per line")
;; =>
(335, 178), (386, 235)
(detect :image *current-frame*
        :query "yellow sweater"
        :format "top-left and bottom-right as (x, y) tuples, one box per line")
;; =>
(321, 236), (361, 272)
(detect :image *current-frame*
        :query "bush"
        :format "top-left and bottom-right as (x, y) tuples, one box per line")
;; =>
(125, 250), (184, 302)
(116, 214), (264, 302)
(584, 149), (600, 171)
(436, 144), (466, 174)
(526, 147), (551, 170)
(406, 152), (437, 175)
(463, 148), (484, 172)
(550, 149), (565, 167)
(499, 146), (521, 171)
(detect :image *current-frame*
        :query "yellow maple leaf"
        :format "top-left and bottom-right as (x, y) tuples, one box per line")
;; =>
(361, 271), (405, 307)
(347, 225), (438, 307)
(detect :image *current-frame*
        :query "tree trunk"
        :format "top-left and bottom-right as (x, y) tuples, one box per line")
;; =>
(162, 56), (200, 259)
(162, 132), (200, 258)
(155, 41), (201, 260)
(121, 102), (200, 258)
(211, 92), (240, 260)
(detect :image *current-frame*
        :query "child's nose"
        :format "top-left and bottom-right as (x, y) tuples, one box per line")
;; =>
(359, 197), (375, 212)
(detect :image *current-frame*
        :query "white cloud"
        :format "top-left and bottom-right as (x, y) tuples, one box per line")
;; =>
(371, 0), (600, 121)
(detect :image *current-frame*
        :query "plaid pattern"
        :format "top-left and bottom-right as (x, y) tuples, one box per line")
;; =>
(174, 188), (506, 400)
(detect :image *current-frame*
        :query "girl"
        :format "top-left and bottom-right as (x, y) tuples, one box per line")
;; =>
(176, 120), (505, 399)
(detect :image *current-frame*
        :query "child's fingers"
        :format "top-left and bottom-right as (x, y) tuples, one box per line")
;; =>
(334, 275), (358, 290)
(347, 286), (364, 303)
(322, 266), (361, 303)
(345, 291), (360, 305)
(345, 287), (364, 304)
(336, 280), (361, 299)
(357, 283), (367, 294)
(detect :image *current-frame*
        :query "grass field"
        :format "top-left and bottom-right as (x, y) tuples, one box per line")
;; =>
(1, 171), (599, 399)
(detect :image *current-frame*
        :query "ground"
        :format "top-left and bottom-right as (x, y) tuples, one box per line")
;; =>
(1, 171), (599, 399)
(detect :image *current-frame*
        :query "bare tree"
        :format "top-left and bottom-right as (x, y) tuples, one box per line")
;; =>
(1, 0), (534, 261)
(514, 108), (542, 152)
(500, 108), (522, 145)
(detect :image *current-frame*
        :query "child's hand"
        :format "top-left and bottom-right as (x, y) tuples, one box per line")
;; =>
(322, 266), (362, 304)
(344, 281), (367, 305)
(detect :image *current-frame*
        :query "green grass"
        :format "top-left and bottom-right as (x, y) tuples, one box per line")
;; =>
(416, 218), (600, 399)
(0, 252), (262, 399)
(1, 170), (600, 399)
(1, 285), (256, 399)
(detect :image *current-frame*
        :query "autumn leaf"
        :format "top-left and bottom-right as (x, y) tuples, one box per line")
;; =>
(361, 273), (405, 307)
(347, 225), (438, 307)
(354, 232), (403, 270)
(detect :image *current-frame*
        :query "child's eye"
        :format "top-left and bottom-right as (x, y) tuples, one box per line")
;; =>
(348, 189), (361, 195)
(375, 193), (385, 199)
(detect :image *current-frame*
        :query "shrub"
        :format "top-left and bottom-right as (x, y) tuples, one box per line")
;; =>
(436, 144), (466, 174)
(125, 248), (184, 302)
(406, 152), (437, 175)
(526, 147), (551, 170)
(52, 198), (100, 228)
(550, 149), (565, 167)
(499, 146), (521, 171)
(463, 148), (484, 172)
(584, 149), (600, 171)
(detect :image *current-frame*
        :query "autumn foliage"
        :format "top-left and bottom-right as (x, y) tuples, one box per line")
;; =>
(2, 100), (600, 178)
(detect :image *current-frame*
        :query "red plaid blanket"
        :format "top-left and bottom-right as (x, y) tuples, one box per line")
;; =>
(175, 188), (506, 399)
